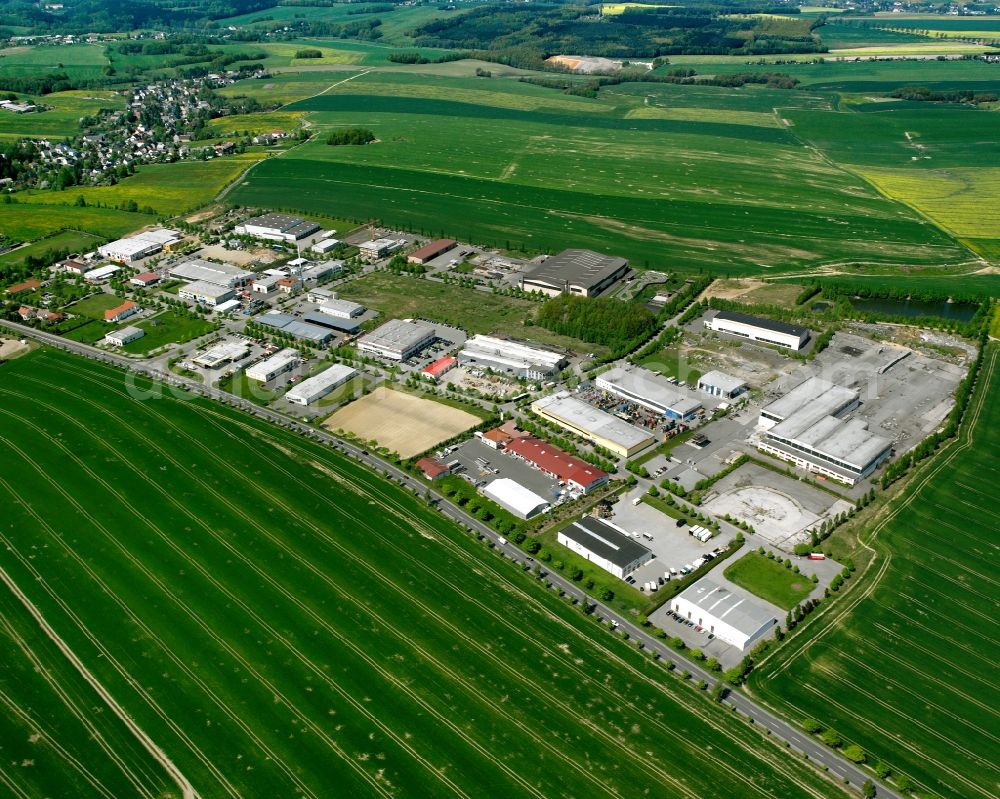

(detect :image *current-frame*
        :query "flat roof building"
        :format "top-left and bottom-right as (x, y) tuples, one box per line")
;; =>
(520, 249), (629, 298)
(237, 213), (320, 242)
(698, 370), (747, 400)
(251, 274), (282, 295)
(556, 516), (653, 579)
(170, 259), (253, 287)
(179, 281), (235, 307)
(318, 299), (364, 319)
(302, 312), (361, 334)
(130, 271), (160, 287)
(358, 238), (405, 262)
(312, 238), (341, 254)
(98, 237), (160, 263)
(357, 318), (436, 361)
(307, 287), (336, 304)
(285, 364), (357, 405)
(757, 376), (891, 485)
(105, 325), (144, 346)
(504, 436), (609, 494)
(301, 260), (343, 282)
(192, 340), (250, 369)
(246, 348), (300, 382)
(672, 578), (777, 652)
(84, 264), (121, 283)
(706, 310), (810, 351)
(256, 312), (335, 344)
(407, 239), (456, 265)
(458, 334), (566, 380)
(596, 364), (703, 421)
(483, 478), (550, 520)
(532, 393), (654, 458)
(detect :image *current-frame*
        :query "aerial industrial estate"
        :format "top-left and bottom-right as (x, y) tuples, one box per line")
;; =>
(0, 4), (997, 799)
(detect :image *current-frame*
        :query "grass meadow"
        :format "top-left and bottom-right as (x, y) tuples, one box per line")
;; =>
(0, 90), (124, 141)
(228, 70), (971, 276)
(0, 203), (152, 243)
(0, 348), (851, 799)
(724, 552), (814, 610)
(749, 343), (1000, 799)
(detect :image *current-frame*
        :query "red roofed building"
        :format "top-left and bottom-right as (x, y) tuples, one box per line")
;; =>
(478, 421), (531, 450)
(504, 437), (609, 494)
(421, 356), (456, 382)
(17, 305), (36, 320)
(407, 239), (457, 265)
(416, 457), (451, 481)
(130, 271), (160, 287)
(7, 278), (41, 295)
(104, 300), (139, 323)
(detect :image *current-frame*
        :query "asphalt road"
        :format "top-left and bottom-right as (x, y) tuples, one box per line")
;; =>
(1, 319), (898, 799)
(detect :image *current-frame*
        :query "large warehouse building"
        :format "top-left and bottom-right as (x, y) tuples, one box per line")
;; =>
(178, 281), (235, 307)
(318, 299), (365, 319)
(236, 213), (320, 242)
(256, 312), (334, 345)
(520, 249), (629, 298)
(458, 335), (566, 380)
(596, 365), (703, 421)
(672, 578), (777, 652)
(98, 228), (181, 263)
(407, 239), (456, 265)
(532, 393), (654, 458)
(482, 478), (550, 520)
(245, 349), (300, 383)
(757, 376), (892, 485)
(285, 364), (357, 405)
(504, 436), (609, 494)
(357, 318), (436, 361)
(169, 259), (254, 288)
(705, 310), (810, 351)
(556, 516), (653, 579)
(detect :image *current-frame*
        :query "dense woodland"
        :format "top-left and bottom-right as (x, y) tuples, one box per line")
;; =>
(537, 294), (658, 349)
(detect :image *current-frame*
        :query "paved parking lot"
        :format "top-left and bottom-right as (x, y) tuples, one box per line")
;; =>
(448, 439), (564, 502)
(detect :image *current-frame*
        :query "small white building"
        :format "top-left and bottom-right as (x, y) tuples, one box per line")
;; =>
(312, 238), (340, 254)
(318, 298), (365, 319)
(84, 264), (121, 283)
(482, 478), (550, 520)
(251, 274), (282, 296)
(245, 348), (300, 382)
(556, 516), (653, 579)
(671, 578), (777, 652)
(193, 340), (250, 369)
(284, 363), (357, 405)
(697, 370), (747, 400)
(105, 325), (144, 346)
(308, 287), (336, 304)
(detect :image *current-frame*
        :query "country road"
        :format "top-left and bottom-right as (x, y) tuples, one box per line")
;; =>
(1, 319), (900, 799)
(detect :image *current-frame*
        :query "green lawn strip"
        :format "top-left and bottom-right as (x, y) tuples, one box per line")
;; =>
(723, 552), (813, 611)
(65, 293), (127, 319)
(120, 311), (216, 354)
(0, 349), (848, 799)
(217, 369), (285, 406)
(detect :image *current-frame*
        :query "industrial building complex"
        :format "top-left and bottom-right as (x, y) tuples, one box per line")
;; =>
(532, 393), (655, 457)
(596, 365), (704, 421)
(458, 335), (566, 380)
(98, 228), (181, 263)
(236, 213), (321, 242)
(520, 249), (629, 298)
(285, 364), (357, 405)
(357, 318), (436, 361)
(246, 349), (300, 383)
(170, 259), (254, 288)
(706, 310), (810, 351)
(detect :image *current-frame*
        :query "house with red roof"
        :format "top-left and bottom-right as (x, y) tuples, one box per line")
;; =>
(504, 436), (609, 494)
(6, 278), (41, 295)
(104, 300), (139, 323)
(416, 457), (451, 481)
(421, 356), (456, 382)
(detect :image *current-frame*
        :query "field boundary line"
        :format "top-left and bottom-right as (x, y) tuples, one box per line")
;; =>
(0, 564), (199, 799)
(279, 69), (371, 109)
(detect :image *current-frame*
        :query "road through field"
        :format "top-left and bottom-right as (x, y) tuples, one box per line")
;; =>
(0, 319), (901, 799)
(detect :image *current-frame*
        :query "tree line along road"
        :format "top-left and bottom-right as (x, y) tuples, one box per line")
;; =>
(0, 319), (900, 799)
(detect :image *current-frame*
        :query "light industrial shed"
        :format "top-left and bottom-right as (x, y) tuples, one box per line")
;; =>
(285, 364), (358, 405)
(520, 249), (629, 298)
(532, 393), (654, 458)
(672, 578), (777, 652)
(597, 364), (703, 421)
(357, 318), (436, 361)
(482, 478), (550, 520)
(705, 310), (810, 351)
(556, 516), (653, 579)
(245, 349), (300, 382)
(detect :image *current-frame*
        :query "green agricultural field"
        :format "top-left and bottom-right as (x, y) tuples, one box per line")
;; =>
(120, 310), (216, 354)
(0, 230), (103, 270)
(750, 343), (1000, 799)
(724, 552), (814, 610)
(206, 110), (305, 136)
(0, 202), (152, 243)
(0, 90), (123, 140)
(18, 153), (270, 217)
(338, 272), (607, 355)
(0, 42), (108, 80)
(0, 348), (852, 799)
(227, 69), (972, 277)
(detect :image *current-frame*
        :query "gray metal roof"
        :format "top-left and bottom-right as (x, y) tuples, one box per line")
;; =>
(598, 364), (703, 416)
(698, 370), (746, 394)
(523, 249), (628, 292)
(761, 376), (856, 423)
(677, 578), (776, 636)
(558, 516), (652, 568)
(714, 310), (808, 338)
(303, 312), (361, 333)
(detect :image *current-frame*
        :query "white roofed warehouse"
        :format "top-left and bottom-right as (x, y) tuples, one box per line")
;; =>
(285, 364), (358, 405)
(357, 319), (436, 361)
(697, 370), (747, 400)
(458, 334), (566, 380)
(532, 392), (654, 458)
(757, 376), (892, 485)
(520, 249), (629, 298)
(705, 310), (810, 351)
(246, 349), (300, 383)
(169, 259), (254, 288)
(672, 578), (777, 652)
(482, 478), (550, 520)
(179, 281), (235, 307)
(556, 516), (653, 579)
(596, 364), (703, 421)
